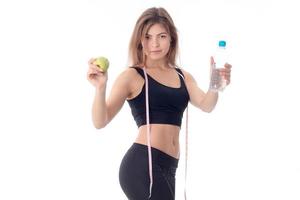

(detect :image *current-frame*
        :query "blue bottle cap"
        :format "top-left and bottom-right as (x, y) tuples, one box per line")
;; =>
(218, 40), (226, 47)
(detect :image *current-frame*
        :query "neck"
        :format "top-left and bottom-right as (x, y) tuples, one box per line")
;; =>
(145, 58), (170, 70)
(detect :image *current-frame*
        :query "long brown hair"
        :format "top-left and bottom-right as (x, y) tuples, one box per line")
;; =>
(128, 7), (179, 67)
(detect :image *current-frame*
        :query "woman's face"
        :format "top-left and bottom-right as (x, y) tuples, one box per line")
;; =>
(141, 23), (171, 62)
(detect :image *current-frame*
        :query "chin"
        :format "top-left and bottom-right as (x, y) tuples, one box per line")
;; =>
(148, 53), (167, 61)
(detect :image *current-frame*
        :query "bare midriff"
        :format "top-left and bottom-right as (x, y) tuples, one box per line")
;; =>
(135, 124), (180, 159)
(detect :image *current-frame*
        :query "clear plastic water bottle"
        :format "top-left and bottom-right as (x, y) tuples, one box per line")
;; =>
(210, 40), (228, 92)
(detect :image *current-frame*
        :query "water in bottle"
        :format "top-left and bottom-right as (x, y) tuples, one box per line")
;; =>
(210, 40), (228, 92)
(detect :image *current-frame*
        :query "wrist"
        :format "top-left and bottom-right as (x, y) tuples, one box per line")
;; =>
(95, 84), (107, 94)
(208, 88), (219, 93)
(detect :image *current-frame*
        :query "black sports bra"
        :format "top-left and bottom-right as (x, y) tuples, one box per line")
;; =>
(127, 67), (190, 127)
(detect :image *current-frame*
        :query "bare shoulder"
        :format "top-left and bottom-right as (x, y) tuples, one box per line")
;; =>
(115, 67), (140, 83)
(178, 68), (196, 83)
(112, 67), (144, 97)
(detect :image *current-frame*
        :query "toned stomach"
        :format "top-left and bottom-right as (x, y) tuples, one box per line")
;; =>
(135, 124), (181, 159)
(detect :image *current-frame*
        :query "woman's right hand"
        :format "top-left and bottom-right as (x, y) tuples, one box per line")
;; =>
(87, 58), (108, 89)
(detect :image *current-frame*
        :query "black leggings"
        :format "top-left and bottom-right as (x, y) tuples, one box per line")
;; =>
(119, 143), (179, 200)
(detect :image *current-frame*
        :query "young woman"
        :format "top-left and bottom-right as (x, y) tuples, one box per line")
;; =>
(87, 7), (231, 200)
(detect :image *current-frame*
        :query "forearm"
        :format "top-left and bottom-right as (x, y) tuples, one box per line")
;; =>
(92, 86), (108, 129)
(200, 90), (219, 112)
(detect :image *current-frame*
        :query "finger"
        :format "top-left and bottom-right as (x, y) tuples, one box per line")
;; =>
(87, 69), (97, 78)
(218, 68), (230, 74)
(225, 63), (232, 69)
(219, 67), (231, 74)
(90, 64), (99, 70)
(90, 64), (105, 73)
(97, 68), (105, 73)
(88, 58), (97, 65)
(219, 70), (230, 79)
(88, 68), (104, 77)
(226, 79), (231, 85)
(219, 72), (230, 79)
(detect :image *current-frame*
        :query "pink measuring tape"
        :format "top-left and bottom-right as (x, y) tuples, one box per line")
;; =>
(142, 67), (189, 200)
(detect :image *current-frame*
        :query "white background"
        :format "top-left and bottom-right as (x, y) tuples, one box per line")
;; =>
(0, 0), (299, 199)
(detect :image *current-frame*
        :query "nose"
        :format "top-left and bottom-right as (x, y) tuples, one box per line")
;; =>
(151, 38), (159, 47)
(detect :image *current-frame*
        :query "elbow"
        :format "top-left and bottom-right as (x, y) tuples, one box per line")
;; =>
(202, 108), (213, 113)
(198, 100), (217, 113)
(201, 105), (215, 113)
(92, 114), (109, 129)
(93, 121), (108, 129)
(94, 125), (105, 130)
(94, 124), (105, 129)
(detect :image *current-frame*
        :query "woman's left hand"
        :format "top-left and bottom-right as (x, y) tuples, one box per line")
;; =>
(220, 63), (232, 85)
(210, 57), (232, 85)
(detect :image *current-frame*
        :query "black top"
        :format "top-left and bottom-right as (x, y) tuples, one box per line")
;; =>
(127, 67), (190, 128)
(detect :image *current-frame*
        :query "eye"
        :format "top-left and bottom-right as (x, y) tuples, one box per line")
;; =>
(160, 35), (167, 38)
(145, 35), (151, 40)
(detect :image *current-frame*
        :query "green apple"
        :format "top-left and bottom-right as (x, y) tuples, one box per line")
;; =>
(93, 56), (109, 72)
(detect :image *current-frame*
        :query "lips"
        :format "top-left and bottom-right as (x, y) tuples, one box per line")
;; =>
(150, 50), (162, 53)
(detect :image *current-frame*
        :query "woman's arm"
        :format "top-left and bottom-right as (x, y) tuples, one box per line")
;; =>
(181, 69), (218, 112)
(181, 60), (231, 112)
(88, 66), (135, 129)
